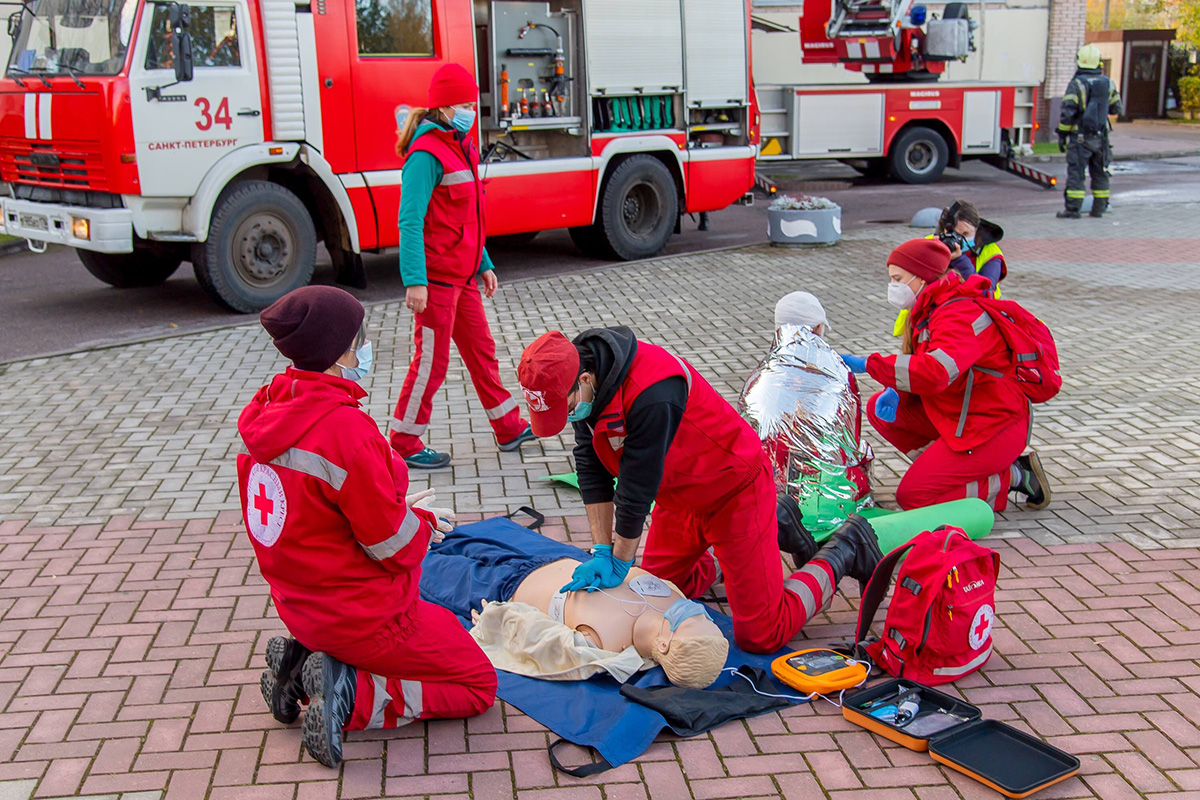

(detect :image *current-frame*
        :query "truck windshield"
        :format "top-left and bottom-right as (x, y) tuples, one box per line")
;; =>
(6, 0), (140, 77)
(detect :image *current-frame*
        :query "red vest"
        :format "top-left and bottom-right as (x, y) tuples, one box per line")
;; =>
(407, 128), (486, 285)
(591, 343), (766, 511)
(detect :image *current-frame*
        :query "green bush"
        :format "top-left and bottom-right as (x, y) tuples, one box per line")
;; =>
(1182, 76), (1200, 112)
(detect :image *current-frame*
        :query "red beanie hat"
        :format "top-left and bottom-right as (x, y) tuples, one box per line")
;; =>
(428, 63), (478, 108)
(260, 286), (364, 372)
(888, 239), (952, 283)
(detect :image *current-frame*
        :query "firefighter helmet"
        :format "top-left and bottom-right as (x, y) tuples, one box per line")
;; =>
(1077, 44), (1101, 70)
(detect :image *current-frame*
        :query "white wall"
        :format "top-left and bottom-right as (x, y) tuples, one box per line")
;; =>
(752, 1), (1049, 86)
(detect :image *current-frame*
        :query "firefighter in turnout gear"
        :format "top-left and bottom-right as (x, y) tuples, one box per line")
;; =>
(1057, 44), (1123, 219)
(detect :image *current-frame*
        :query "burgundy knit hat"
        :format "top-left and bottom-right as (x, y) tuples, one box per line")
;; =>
(428, 63), (478, 108)
(260, 286), (364, 372)
(888, 239), (952, 283)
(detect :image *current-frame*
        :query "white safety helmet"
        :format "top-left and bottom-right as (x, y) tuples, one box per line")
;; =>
(1077, 43), (1101, 70)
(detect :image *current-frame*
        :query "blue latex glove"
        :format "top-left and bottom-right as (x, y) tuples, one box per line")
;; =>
(840, 354), (868, 374)
(875, 387), (899, 423)
(560, 544), (634, 593)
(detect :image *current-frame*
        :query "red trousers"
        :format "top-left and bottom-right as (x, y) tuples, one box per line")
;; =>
(640, 458), (834, 654)
(390, 282), (527, 457)
(329, 600), (497, 731)
(866, 391), (1028, 512)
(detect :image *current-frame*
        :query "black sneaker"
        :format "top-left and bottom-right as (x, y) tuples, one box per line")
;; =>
(1056, 210), (1081, 219)
(300, 652), (358, 769)
(260, 636), (311, 724)
(1016, 452), (1051, 510)
(405, 447), (451, 470)
(498, 425), (537, 452)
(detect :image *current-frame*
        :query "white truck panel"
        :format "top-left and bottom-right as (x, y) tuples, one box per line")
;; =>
(683, 0), (748, 107)
(584, 0), (683, 94)
(794, 92), (883, 156)
(961, 91), (1000, 152)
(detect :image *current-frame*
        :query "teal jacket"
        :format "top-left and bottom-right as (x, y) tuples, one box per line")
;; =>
(398, 120), (495, 287)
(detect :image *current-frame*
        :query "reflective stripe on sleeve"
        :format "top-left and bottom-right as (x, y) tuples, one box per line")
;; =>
(971, 313), (993, 336)
(928, 348), (959, 383)
(362, 508), (422, 561)
(270, 448), (348, 490)
(894, 354), (912, 392)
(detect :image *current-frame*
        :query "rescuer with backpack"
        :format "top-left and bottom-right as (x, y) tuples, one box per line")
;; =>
(841, 239), (1057, 512)
(1057, 43), (1123, 219)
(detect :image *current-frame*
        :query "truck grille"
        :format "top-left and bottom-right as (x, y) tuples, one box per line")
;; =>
(0, 142), (107, 191)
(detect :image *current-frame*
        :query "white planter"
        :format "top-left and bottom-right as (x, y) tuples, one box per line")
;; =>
(768, 207), (842, 247)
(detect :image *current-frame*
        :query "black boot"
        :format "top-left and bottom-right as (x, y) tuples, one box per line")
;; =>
(261, 636), (312, 724)
(777, 494), (818, 564)
(301, 652), (358, 768)
(1089, 198), (1108, 218)
(1013, 452), (1051, 510)
(1056, 209), (1081, 219)
(810, 515), (883, 593)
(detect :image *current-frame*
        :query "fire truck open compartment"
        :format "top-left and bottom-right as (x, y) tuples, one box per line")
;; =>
(474, 0), (752, 164)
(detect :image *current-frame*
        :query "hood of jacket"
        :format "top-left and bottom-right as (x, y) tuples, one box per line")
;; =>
(573, 326), (639, 419)
(913, 272), (991, 322)
(238, 367), (367, 463)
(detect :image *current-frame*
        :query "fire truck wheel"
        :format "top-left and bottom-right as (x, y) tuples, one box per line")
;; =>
(889, 126), (949, 185)
(194, 181), (317, 312)
(598, 155), (679, 261)
(77, 247), (183, 288)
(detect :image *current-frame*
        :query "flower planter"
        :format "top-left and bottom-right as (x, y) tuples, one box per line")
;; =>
(768, 206), (842, 247)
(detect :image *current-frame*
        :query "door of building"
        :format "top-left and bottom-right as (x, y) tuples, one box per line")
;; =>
(1126, 45), (1162, 117)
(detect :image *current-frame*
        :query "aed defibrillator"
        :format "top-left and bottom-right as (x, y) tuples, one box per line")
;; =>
(770, 648), (869, 696)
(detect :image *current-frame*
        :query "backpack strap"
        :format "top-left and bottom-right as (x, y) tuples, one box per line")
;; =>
(854, 540), (917, 657)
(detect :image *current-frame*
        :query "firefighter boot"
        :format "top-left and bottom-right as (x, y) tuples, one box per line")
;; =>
(777, 494), (818, 564)
(260, 636), (312, 724)
(1012, 451), (1051, 510)
(1056, 209), (1081, 219)
(301, 652), (357, 769)
(1089, 198), (1108, 218)
(809, 514), (883, 594)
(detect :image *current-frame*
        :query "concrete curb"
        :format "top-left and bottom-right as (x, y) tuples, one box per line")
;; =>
(1028, 148), (1200, 163)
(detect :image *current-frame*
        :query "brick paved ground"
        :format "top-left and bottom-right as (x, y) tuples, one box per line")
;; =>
(0, 199), (1198, 798)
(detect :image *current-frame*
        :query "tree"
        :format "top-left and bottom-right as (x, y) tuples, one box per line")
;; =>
(1088, 0), (1200, 48)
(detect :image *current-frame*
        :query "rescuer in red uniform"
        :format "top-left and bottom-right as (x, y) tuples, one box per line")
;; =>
(516, 328), (884, 654)
(237, 287), (497, 769)
(840, 239), (1051, 512)
(389, 63), (535, 469)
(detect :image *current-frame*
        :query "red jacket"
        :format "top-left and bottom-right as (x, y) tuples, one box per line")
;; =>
(592, 343), (766, 512)
(407, 128), (486, 285)
(867, 274), (1027, 451)
(236, 368), (435, 650)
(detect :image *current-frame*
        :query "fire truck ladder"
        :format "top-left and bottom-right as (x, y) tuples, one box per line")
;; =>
(983, 138), (1058, 190)
(827, 0), (909, 40)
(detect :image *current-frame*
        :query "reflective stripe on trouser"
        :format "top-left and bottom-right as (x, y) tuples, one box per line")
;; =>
(867, 390), (1028, 512)
(340, 600), (497, 731)
(640, 457), (824, 654)
(390, 282), (527, 456)
(1063, 137), (1109, 212)
(783, 561), (836, 619)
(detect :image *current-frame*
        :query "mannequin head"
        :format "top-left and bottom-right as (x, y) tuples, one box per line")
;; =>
(650, 613), (729, 689)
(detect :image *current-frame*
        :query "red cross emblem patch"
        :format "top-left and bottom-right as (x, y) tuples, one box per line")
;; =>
(969, 603), (995, 651)
(246, 464), (287, 547)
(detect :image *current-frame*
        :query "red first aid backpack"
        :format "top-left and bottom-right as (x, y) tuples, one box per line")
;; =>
(976, 296), (1062, 404)
(854, 526), (1000, 686)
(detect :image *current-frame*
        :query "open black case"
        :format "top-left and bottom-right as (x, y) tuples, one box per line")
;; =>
(843, 679), (1079, 798)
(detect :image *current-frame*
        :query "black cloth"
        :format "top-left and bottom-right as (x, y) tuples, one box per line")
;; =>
(571, 326), (688, 540)
(620, 666), (793, 736)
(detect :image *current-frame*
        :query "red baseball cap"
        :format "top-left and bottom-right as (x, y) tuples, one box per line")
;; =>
(517, 332), (581, 437)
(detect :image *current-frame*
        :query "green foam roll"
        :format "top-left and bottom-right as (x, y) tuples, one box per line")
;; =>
(862, 498), (994, 553)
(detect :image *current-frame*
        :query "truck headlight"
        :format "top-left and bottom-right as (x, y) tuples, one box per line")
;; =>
(71, 216), (90, 240)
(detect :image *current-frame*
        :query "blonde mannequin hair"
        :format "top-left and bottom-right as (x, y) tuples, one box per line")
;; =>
(653, 634), (730, 689)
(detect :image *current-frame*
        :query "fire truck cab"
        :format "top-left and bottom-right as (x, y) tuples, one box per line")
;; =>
(0, 0), (758, 311)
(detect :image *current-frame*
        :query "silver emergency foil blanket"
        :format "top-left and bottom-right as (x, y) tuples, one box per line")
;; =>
(738, 324), (874, 534)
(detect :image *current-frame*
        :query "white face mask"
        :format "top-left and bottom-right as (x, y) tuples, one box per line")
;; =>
(888, 280), (918, 310)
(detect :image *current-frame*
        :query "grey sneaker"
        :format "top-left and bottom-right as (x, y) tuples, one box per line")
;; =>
(498, 425), (537, 452)
(300, 652), (357, 768)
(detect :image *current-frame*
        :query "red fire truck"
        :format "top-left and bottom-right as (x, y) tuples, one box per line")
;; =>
(0, 0), (758, 311)
(755, 0), (1042, 185)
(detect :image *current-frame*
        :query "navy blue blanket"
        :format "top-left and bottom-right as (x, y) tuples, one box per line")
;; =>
(419, 517), (802, 769)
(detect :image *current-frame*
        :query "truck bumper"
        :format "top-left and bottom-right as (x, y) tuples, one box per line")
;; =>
(0, 199), (133, 253)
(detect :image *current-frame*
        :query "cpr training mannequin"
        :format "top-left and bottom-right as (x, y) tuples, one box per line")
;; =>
(421, 532), (729, 689)
(740, 291), (873, 536)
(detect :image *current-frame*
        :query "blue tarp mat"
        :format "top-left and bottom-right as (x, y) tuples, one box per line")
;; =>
(419, 517), (803, 769)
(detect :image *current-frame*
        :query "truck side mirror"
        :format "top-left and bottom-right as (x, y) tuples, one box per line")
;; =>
(168, 3), (193, 82)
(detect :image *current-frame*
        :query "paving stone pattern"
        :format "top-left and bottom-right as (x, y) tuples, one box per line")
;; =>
(0, 200), (1198, 798)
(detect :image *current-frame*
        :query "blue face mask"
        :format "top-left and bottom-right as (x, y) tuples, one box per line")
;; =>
(450, 107), (476, 134)
(964, 236), (976, 251)
(566, 381), (593, 423)
(662, 598), (711, 631)
(338, 341), (372, 382)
